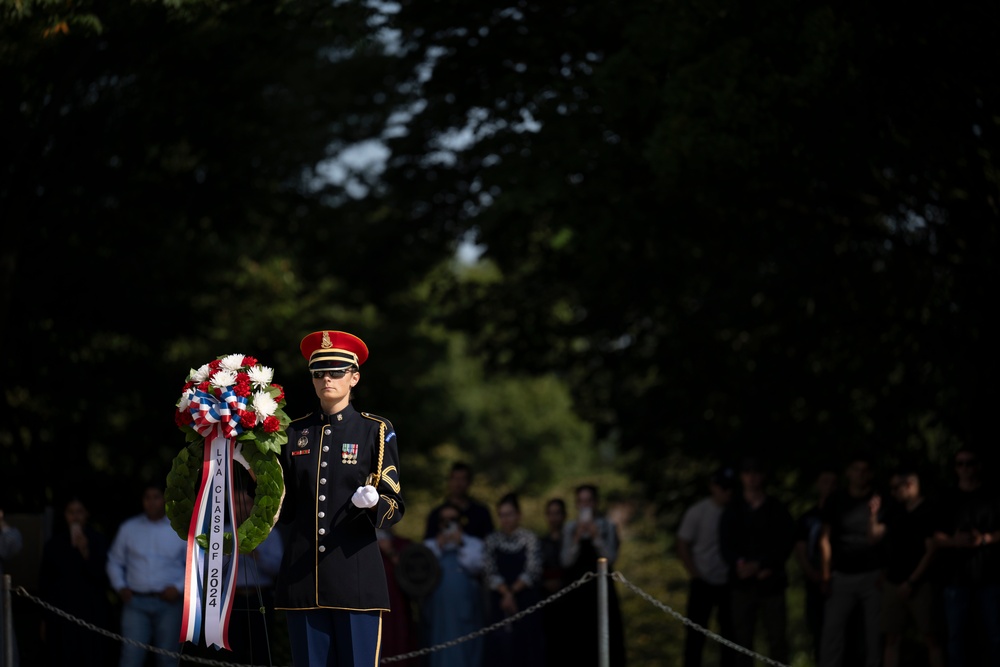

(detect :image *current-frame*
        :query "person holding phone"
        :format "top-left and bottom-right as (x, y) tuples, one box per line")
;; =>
(559, 484), (626, 667)
(422, 501), (486, 667)
(40, 495), (113, 666)
(561, 485), (616, 569)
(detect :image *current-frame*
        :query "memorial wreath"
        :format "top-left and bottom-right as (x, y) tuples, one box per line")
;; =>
(165, 353), (288, 554)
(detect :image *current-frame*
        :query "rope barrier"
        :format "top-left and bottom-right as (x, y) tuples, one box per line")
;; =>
(6, 569), (790, 667)
(611, 571), (790, 667)
(381, 570), (597, 663)
(6, 585), (246, 667)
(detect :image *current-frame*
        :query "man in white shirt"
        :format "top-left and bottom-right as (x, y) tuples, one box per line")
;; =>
(677, 465), (737, 667)
(106, 483), (187, 667)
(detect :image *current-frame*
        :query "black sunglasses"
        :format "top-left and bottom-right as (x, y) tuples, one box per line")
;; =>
(311, 369), (352, 380)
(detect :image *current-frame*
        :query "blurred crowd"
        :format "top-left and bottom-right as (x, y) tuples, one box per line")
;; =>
(678, 445), (999, 667)
(0, 462), (624, 667)
(2, 446), (997, 667)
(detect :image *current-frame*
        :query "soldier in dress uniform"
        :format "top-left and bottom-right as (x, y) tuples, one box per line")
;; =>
(275, 329), (405, 667)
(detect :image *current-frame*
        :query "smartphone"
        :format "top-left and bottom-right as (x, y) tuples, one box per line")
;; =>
(579, 507), (593, 523)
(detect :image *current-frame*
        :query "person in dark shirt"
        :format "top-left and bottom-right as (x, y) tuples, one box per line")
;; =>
(931, 447), (1000, 667)
(793, 463), (839, 662)
(539, 497), (569, 667)
(871, 466), (943, 667)
(39, 495), (114, 667)
(424, 461), (495, 540)
(817, 452), (884, 667)
(719, 456), (795, 667)
(539, 497), (567, 596)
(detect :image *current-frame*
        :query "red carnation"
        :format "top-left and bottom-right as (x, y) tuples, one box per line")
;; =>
(233, 378), (252, 398)
(182, 381), (194, 391)
(263, 415), (281, 433)
(197, 381), (211, 393)
(209, 359), (222, 370)
(271, 383), (285, 403)
(241, 411), (258, 429)
(174, 409), (193, 428)
(242, 356), (258, 368)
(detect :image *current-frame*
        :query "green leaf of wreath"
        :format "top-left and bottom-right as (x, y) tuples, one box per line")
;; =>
(165, 440), (284, 554)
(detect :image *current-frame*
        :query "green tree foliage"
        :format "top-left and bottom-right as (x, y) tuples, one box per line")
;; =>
(4, 0), (996, 544)
(0, 0), (470, 519)
(376, 0), (1000, 505)
(0, 0), (596, 521)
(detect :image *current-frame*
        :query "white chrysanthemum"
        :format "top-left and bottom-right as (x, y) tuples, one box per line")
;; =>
(252, 391), (278, 419)
(190, 364), (211, 383)
(177, 393), (191, 411)
(211, 369), (238, 389)
(247, 365), (274, 390)
(220, 354), (246, 373)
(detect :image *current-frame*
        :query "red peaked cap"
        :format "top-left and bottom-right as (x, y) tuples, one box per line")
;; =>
(300, 330), (369, 370)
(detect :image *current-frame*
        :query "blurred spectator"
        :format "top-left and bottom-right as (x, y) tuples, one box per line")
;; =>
(677, 465), (737, 667)
(0, 501), (24, 667)
(931, 447), (1000, 667)
(872, 466), (943, 667)
(560, 483), (626, 667)
(423, 501), (486, 667)
(794, 463), (839, 661)
(539, 497), (569, 667)
(378, 525), (421, 666)
(106, 482), (187, 667)
(818, 452), (884, 667)
(482, 492), (545, 667)
(719, 456), (795, 667)
(540, 498), (567, 596)
(424, 461), (495, 540)
(228, 486), (286, 666)
(39, 494), (113, 666)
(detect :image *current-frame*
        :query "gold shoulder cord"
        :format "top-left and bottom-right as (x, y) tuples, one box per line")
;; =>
(363, 417), (385, 488)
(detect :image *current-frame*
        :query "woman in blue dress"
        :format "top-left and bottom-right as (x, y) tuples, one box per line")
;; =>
(422, 501), (486, 667)
(482, 492), (546, 667)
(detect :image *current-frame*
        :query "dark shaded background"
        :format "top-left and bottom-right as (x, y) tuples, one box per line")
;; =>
(2, 0), (997, 529)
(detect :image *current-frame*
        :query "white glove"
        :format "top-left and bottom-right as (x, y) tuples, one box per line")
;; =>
(352, 485), (379, 508)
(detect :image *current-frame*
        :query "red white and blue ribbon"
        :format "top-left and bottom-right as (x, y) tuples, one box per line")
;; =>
(179, 387), (247, 650)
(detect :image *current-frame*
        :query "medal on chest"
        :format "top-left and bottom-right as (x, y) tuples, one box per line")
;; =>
(292, 433), (311, 456)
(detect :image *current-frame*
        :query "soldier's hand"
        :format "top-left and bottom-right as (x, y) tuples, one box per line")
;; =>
(352, 485), (379, 508)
